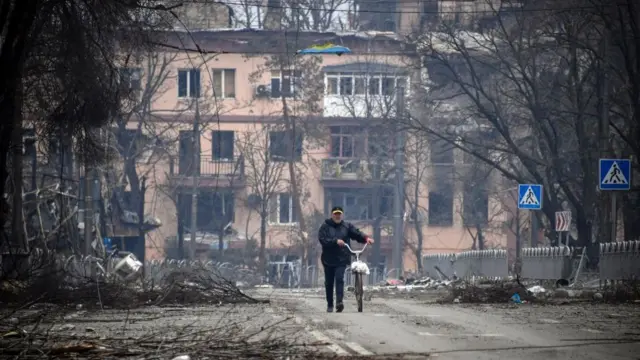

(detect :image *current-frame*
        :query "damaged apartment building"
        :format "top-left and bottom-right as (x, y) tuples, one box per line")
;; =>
(9, 0), (512, 272)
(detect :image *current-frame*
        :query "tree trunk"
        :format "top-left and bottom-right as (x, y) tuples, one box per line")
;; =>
(279, 95), (308, 261)
(371, 185), (384, 277)
(259, 210), (268, 274)
(413, 219), (424, 273)
(10, 75), (26, 252)
(475, 224), (485, 250)
(623, 193), (640, 240)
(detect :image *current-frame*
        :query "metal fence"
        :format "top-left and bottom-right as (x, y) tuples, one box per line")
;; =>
(521, 246), (572, 280)
(600, 241), (640, 281)
(422, 250), (509, 280)
(36, 241), (640, 289)
(422, 241), (640, 282)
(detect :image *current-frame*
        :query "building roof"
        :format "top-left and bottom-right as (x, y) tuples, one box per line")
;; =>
(146, 28), (417, 55)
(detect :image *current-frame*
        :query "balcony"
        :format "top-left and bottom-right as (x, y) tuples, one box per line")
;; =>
(323, 95), (397, 118)
(321, 158), (394, 187)
(169, 155), (245, 188)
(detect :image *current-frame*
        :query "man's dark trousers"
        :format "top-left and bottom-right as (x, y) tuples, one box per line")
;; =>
(324, 264), (346, 307)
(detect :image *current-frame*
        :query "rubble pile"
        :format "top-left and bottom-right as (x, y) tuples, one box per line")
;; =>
(139, 266), (267, 306)
(439, 281), (535, 304)
(0, 259), (265, 310)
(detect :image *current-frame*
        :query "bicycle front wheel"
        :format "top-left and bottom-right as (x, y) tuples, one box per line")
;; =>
(355, 272), (364, 312)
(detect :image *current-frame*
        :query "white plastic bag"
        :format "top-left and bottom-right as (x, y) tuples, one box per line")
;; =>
(350, 260), (370, 275)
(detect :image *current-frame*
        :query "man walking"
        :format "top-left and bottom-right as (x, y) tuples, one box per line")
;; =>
(318, 206), (374, 313)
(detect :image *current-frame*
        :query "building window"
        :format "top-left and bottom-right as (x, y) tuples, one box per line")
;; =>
(463, 182), (489, 226)
(367, 127), (394, 159)
(177, 69), (201, 98)
(271, 70), (301, 98)
(179, 191), (235, 232)
(354, 76), (366, 95)
(212, 130), (234, 160)
(428, 166), (454, 226)
(330, 126), (366, 158)
(23, 128), (36, 157)
(326, 72), (408, 96)
(430, 138), (454, 165)
(326, 188), (393, 221)
(212, 69), (236, 98)
(339, 73), (353, 95)
(118, 67), (142, 91)
(269, 193), (298, 224)
(269, 130), (303, 161)
(428, 187), (454, 226)
(117, 129), (153, 162)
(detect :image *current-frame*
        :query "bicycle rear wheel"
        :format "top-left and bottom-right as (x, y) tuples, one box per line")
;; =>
(354, 273), (364, 312)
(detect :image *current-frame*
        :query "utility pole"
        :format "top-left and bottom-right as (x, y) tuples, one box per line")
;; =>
(371, 185), (382, 278)
(599, 33), (614, 244)
(189, 99), (201, 259)
(392, 86), (406, 279)
(515, 205), (521, 276)
(138, 176), (146, 258)
(530, 212), (538, 247)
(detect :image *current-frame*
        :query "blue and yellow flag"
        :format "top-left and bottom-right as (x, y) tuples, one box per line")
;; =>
(297, 43), (352, 55)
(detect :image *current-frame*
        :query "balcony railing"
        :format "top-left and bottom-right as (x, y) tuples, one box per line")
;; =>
(321, 158), (393, 181)
(170, 155), (245, 178)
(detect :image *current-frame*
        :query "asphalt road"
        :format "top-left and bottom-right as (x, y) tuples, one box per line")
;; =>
(9, 288), (639, 359)
(254, 288), (640, 359)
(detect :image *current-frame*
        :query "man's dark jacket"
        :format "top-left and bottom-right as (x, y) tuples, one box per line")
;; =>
(318, 219), (368, 267)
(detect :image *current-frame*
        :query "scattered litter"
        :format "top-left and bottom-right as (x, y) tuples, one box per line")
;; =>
(511, 293), (522, 304)
(528, 285), (547, 295)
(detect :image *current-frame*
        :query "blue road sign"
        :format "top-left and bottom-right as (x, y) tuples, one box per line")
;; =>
(518, 184), (543, 210)
(599, 159), (631, 191)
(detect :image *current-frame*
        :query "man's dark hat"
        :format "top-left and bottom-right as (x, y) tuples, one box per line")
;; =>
(331, 206), (344, 214)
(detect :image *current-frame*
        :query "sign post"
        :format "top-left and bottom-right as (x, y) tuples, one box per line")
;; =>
(555, 211), (572, 246)
(518, 184), (543, 247)
(599, 159), (631, 242)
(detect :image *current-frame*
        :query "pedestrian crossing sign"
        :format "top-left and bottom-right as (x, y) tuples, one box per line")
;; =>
(518, 184), (543, 210)
(599, 159), (631, 191)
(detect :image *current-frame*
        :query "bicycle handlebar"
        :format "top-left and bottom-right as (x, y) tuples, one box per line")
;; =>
(344, 242), (367, 254)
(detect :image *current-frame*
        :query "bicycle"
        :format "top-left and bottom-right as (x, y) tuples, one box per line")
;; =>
(344, 243), (369, 313)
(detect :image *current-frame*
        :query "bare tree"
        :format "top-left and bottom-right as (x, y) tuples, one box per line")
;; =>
(246, 35), (325, 266)
(232, 0), (354, 31)
(236, 123), (288, 273)
(322, 50), (412, 271)
(1, 1), (173, 267)
(109, 51), (180, 230)
(405, 0), (617, 261)
(591, 0), (640, 240)
(403, 135), (429, 272)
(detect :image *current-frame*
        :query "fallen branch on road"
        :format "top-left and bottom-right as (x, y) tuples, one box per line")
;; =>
(0, 310), (328, 359)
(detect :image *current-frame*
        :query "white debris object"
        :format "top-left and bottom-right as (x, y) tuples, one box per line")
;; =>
(350, 260), (370, 274)
(527, 285), (547, 295)
(113, 253), (143, 281)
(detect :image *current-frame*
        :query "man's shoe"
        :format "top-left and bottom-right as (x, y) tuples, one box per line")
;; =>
(327, 306), (334, 313)
(336, 302), (344, 313)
